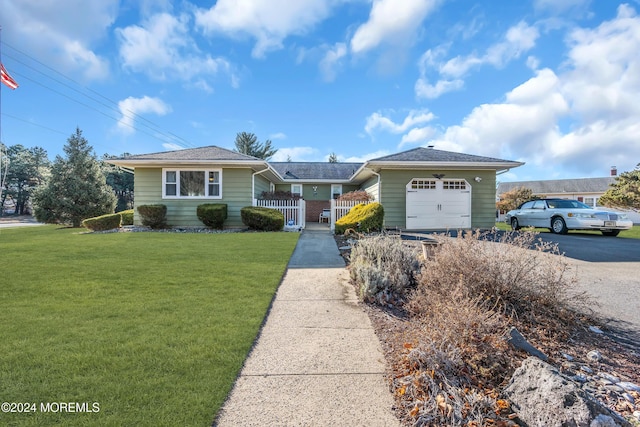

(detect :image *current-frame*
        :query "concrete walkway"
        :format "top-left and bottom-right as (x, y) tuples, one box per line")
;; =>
(214, 226), (399, 426)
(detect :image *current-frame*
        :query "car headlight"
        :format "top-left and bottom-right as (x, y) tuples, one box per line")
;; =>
(569, 212), (596, 218)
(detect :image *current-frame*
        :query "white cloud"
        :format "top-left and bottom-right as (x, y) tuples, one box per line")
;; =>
(195, 0), (333, 58)
(427, 5), (640, 177)
(350, 0), (440, 54)
(400, 127), (437, 148)
(2, 0), (115, 80)
(117, 13), (236, 85)
(365, 109), (435, 135)
(269, 132), (287, 140)
(415, 78), (464, 99)
(416, 21), (539, 100)
(162, 142), (187, 151)
(343, 150), (391, 163)
(440, 21), (539, 78)
(117, 96), (172, 134)
(319, 43), (347, 82)
(271, 146), (319, 162)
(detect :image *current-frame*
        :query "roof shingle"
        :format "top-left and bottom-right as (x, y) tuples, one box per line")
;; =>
(269, 162), (363, 180)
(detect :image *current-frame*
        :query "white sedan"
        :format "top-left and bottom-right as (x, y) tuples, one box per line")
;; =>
(505, 199), (633, 236)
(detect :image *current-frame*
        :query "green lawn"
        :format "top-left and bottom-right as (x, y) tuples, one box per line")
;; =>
(0, 226), (299, 426)
(494, 221), (640, 238)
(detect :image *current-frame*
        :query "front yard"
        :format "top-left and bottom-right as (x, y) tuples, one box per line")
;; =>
(0, 226), (298, 426)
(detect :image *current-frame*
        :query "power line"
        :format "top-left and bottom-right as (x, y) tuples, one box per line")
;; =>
(1, 41), (197, 151)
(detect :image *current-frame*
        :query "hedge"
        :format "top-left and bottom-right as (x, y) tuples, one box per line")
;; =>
(119, 209), (134, 226)
(240, 207), (284, 231)
(82, 213), (122, 231)
(137, 204), (167, 229)
(197, 204), (228, 229)
(334, 202), (384, 234)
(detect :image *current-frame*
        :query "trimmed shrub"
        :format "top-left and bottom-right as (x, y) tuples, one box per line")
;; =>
(334, 202), (384, 234)
(119, 209), (134, 226)
(137, 204), (167, 229)
(82, 213), (122, 231)
(240, 207), (284, 231)
(349, 234), (420, 306)
(196, 204), (228, 229)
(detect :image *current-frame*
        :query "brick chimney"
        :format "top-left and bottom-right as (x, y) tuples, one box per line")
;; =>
(611, 166), (617, 176)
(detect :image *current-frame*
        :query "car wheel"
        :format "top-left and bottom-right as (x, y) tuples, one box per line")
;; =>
(511, 217), (520, 230)
(551, 217), (568, 234)
(602, 230), (620, 237)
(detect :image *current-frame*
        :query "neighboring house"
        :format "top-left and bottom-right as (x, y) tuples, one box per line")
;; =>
(109, 145), (523, 230)
(497, 174), (640, 224)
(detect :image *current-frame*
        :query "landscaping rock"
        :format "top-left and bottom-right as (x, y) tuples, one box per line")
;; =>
(507, 327), (548, 361)
(588, 350), (603, 362)
(503, 357), (632, 427)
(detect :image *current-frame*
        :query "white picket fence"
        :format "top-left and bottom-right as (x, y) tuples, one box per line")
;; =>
(253, 199), (306, 229)
(330, 199), (371, 231)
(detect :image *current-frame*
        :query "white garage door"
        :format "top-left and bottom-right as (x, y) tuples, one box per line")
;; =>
(406, 179), (471, 230)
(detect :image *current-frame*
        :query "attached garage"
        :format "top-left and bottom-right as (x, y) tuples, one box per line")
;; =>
(406, 178), (471, 230)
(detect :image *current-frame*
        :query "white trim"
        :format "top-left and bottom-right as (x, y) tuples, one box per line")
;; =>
(162, 168), (223, 199)
(291, 184), (303, 197)
(331, 184), (342, 199)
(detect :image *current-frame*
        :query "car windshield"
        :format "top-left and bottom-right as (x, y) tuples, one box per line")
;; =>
(546, 200), (590, 209)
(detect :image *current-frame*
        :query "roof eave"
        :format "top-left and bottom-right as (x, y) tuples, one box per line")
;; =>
(365, 160), (525, 171)
(107, 159), (268, 168)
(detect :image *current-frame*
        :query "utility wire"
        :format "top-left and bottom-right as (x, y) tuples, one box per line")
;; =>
(1, 41), (197, 151)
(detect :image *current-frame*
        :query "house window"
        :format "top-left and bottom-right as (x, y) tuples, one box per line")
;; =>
(331, 184), (342, 199)
(411, 179), (436, 189)
(162, 169), (222, 199)
(443, 180), (466, 190)
(291, 184), (302, 197)
(584, 197), (595, 207)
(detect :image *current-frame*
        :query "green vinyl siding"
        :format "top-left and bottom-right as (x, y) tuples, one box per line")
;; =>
(360, 177), (379, 201)
(133, 167), (253, 227)
(379, 170), (497, 229)
(254, 174), (271, 198)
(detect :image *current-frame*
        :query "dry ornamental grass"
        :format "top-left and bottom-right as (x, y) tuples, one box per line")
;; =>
(344, 230), (640, 426)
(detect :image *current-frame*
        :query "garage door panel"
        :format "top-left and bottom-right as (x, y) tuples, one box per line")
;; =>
(406, 179), (471, 229)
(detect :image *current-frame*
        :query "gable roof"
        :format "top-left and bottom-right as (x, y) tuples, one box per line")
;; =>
(269, 162), (363, 181)
(114, 145), (261, 162)
(371, 147), (513, 163)
(357, 147), (524, 176)
(497, 177), (616, 195)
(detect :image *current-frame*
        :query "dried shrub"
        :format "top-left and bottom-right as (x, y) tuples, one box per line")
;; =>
(349, 234), (420, 306)
(409, 230), (585, 322)
(337, 190), (374, 202)
(259, 190), (301, 200)
(386, 230), (592, 425)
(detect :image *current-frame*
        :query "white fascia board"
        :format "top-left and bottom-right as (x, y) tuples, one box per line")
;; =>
(366, 161), (525, 170)
(106, 159), (268, 168)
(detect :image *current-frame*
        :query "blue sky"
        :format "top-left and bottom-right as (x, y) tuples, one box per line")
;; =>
(1, 0), (640, 182)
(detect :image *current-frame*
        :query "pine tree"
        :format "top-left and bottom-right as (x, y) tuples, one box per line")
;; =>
(328, 152), (338, 163)
(233, 132), (277, 159)
(32, 128), (116, 227)
(599, 163), (640, 210)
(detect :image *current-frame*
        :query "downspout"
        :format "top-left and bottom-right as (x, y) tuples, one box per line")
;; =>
(368, 169), (381, 202)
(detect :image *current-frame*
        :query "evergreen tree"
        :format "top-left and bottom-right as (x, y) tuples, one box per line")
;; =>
(0, 144), (50, 216)
(233, 132), (277, 159)
(32, 128), (116, 227)
(328, 152), (338, 163)
(599, 164), (640, 210)
(102, 153), (135, 212)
